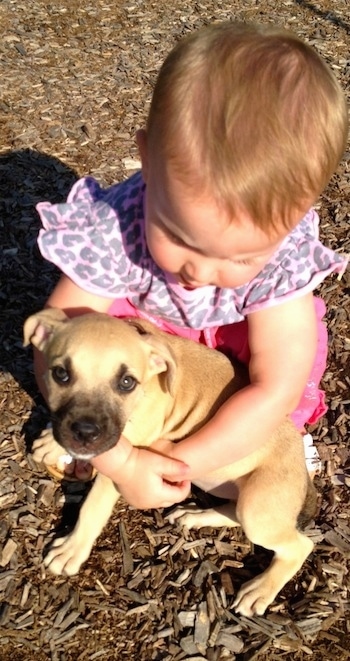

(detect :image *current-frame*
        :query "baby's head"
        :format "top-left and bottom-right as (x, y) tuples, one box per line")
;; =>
(145, 21), (348, 234)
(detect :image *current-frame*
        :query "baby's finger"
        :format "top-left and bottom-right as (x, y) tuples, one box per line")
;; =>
(160, 458), (190, 481)
(161, 479), (191, 503)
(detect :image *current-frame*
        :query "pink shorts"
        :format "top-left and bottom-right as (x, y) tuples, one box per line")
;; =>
(108, 296), (328, 431)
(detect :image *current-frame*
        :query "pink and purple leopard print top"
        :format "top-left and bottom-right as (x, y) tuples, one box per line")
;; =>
(37, 172), (347, 330)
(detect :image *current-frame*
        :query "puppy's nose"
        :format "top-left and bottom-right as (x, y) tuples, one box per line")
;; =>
(71, 419), (101, 444)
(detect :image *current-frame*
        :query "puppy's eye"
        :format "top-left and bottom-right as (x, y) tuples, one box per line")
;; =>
(117, 375), (137, 392)
(52, 366), (70, 384)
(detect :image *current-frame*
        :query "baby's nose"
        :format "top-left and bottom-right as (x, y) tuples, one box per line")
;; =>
(185, 260), (215, 286)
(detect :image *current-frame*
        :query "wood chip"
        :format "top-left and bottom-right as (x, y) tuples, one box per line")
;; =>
(0, 539), (17, 567)
(194, 601), (210, 653)
(216, 631), (244, 653)
(119, 522), (134, 575)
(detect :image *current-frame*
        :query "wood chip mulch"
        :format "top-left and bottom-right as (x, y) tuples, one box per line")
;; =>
(0, 1), (349, 659)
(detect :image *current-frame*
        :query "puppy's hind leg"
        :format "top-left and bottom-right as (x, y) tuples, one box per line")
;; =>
(233, 472), (314, 617)
(233, 528), (313, 617)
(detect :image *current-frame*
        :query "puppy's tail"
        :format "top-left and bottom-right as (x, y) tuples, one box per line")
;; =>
(297, 476), (318, 530)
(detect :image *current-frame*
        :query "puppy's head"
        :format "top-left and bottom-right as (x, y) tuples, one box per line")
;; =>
(24, 309), (177, 459)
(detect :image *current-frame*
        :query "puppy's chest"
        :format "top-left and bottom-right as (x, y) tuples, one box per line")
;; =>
(191, 472), (241, 500)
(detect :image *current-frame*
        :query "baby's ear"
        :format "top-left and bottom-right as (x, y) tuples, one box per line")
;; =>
(135, 129), (149, 182)
(23, 308), (68, 352)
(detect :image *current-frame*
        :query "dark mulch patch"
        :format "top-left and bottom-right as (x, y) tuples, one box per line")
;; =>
(0, 1), (349, 659)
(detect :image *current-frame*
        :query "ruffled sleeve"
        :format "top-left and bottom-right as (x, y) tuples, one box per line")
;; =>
(238, 209), (348, 314)
(37, 172), (148, 298)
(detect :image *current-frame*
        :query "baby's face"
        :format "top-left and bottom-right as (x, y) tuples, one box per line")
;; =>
(138, 134), (296, 289)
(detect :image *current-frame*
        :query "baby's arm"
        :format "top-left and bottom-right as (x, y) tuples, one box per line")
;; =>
(92, 293), (318, 507)
(168, 293), (318, 478)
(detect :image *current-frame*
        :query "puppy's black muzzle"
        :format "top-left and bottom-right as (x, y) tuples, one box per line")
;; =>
(71, 418), (101, 444)
(52, 396), (126, 457)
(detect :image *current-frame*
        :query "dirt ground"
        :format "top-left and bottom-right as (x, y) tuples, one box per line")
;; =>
(0, 0), (349, 659)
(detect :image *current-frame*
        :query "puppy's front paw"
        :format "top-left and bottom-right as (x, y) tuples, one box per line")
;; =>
(44, 532), (93, 576)
(32, 428), (64, 466)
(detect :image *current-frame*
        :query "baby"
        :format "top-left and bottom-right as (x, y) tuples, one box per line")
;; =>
(34, 21), (348, 508)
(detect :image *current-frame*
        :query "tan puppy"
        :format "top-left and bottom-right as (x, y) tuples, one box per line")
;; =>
(24, 309), (317, 617)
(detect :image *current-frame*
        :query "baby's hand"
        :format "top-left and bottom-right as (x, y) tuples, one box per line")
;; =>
(90, 438), (191, 509)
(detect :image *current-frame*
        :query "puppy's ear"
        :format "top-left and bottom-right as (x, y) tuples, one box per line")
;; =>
(23, 308), (68, 351)
(144, 336), (177, 397)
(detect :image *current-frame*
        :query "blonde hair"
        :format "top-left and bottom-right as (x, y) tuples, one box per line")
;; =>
(147, 21), (348, 232)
